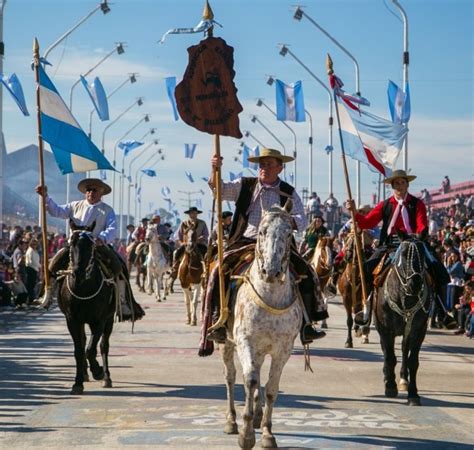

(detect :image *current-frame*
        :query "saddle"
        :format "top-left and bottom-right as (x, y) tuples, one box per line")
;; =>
(373, 254), (390, 288)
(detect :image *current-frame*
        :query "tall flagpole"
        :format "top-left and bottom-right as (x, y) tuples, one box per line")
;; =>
(327, 54), (368, 321)
(33, 38), (52, 308)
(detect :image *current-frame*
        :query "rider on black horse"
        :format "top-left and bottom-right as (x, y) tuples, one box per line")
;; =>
(205, 148), (328, 346)
(36, 178), (144, 320)
(345, 169), (450, 320)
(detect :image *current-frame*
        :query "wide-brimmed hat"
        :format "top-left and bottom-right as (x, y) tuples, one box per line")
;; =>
(77, 178), (112, 195)
(222, 211), (233, 219)
(141, 217), (149, 222)
(383, 169), (416, 184)
(184, 206), (202, 214)
(247, 147), (294, 164)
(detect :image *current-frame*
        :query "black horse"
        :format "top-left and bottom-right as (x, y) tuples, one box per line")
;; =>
(57, 221), (116, 395)
(374, 234), (432, 406)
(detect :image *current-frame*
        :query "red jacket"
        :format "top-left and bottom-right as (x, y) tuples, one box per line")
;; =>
(355, 194), (428, 236)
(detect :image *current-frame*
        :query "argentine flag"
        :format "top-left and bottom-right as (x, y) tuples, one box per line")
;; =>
(387, 80), (411, 124)
(38, 64), (114, 175)
(275, 79), (306, 122)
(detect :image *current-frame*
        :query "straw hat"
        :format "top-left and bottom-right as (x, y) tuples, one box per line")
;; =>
(247, 147), (294, 164)
(77, 178), (112, 195)
(383, 169), (416, 184)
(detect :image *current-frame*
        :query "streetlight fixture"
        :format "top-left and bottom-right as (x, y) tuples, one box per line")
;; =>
(243, 131), (265, 148)
(89, 73), (138, 139)
(277, 45), (334, 195)
(111, 113), (150, 209)
(256, 97), (298, 188)
(391, 0), (409, 172)
(69, 42), (126, 110)
(292, 6), (362, 204)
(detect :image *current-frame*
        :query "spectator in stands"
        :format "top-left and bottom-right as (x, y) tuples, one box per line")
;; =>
(12, 240), (28, 285)
(421, 188), (432, 205)
(453, 281), (474, 335)
(441, 175), (451, 194)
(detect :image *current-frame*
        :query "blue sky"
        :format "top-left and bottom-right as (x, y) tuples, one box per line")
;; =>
(3, 0), (473, 219)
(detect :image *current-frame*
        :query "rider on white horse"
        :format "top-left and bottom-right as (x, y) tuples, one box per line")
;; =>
(207, 147), (328, 345)
(36, 178), (143, 319)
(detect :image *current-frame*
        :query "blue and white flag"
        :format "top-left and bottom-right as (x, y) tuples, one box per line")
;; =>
(159, 18), (222, 44)
(100, 170), (107, 180)
(161, 186), (171, 197)
(184, 143), (197, 159)
(275, 79), (305, 122)
(201, 176), (209, 183)
(118, 140), (144, 156)
(229, 171), (243, 181)
(165, 77), (179, 121)
(324, 145), (334, 154)
(242, 144), (250, 169)
(38, 64), (114, 174)
(387, 80), (411, 124)
(127, 175), (132, 183)
(142, 169), (157, 177)
(0, 73), (29, 116)
(185, 171), (194, 183)
(337, 99), (408, 176)
(80, 75), (109, 121)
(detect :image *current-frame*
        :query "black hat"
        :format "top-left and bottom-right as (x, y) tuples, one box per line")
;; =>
(184, 206), (203, 214)
(141, 217), (149, 222)
(222, 211), (233, 219)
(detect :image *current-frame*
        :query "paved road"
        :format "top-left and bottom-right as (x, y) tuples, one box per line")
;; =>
(1, 282), (473, 449)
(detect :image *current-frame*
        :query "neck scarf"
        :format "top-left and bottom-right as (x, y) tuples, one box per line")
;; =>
(387, 194), (413, 235)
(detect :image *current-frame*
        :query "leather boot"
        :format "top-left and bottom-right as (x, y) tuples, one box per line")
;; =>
(299, 290), (327, 344)
(301, 323), (326, 344)
(206, 308), (227, 343)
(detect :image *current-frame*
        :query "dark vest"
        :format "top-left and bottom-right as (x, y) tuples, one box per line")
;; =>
(379, 195), (419, 245)
(228, 177), (294, 246)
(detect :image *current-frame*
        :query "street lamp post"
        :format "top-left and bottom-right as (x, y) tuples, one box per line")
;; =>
(0, 0), (7, 228)
(69, 42), (125, 110)
(305, 108), (313, 192)
(256, 97), (298, 188)
(89, 73), (138, 139)
(293, 6), (362, 205)
(278, 44), (334, 195)
(112, 113), (150, 209)
(391, 0), (409, 172)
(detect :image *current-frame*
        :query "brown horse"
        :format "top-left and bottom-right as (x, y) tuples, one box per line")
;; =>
(178, 224), (204, 326)
(133, 242), (148, 292)
(310, 236), (333, 328)
(337, 231), (374, 348)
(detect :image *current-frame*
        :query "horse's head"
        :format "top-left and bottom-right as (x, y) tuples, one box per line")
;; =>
(256, 200), (293, 283)
(393, 234), (427, 295)
(68, 220), (96, 281)
(145, 224), (158, 242)
(314, 236), (333, 267)
(184, 223), (197, 253)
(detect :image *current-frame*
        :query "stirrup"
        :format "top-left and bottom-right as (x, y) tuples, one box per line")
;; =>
(300, 324), (326, 345)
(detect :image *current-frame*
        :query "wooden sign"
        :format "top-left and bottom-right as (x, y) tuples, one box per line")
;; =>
(175, 36), (243, 139)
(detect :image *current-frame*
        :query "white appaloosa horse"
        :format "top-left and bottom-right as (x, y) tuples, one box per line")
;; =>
(219, 201), (302, 449)
(145, 225), (170, 302)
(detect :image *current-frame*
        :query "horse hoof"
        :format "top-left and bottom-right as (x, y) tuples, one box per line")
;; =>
(407, 397), (421, 406)
(191, 319), (197, 326)
(157, 298), (161, 302)
(321, 322), (328, 329)
(238, 434), (256, 449)
(385, 387), (398, 398)
(362, 336), (369, 344)
(261, 435), (277, 448)
(102, 379), (113, 388)
(91, 367), (104, 381)
(354, 326), (363, 337)
(345, 341), (353, 348)
(224, 421), (238, 434)
(399, 379), (408, 391)
(70, 385), (84, 395)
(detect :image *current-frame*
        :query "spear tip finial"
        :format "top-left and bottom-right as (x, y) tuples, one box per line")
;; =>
(202, 0), (214, 20)
(326, 53), (334, 75)
(33, 37), (39, 53)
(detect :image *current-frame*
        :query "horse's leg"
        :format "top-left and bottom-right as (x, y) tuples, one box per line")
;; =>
(321, 294), (328, 329)
(184, 288), (191, 324)
(399, 334), (410, 392)
(100, 316), (114, 388)
(238, 346), (263, 449)
(361, 325), (370, 344)
(66, 320), (86, 395)
(344, 293), (354, 348)
(253, 386), (263, 430)
(379, 330), (398, 397)
(155, 271), (162, 302)
(80, 326), (90, 382)
(191, 285), (199, 326)
(260, 350), (292, 448)
(86, 322), (105, 381)
(407, 323), (427, 406)
(219, 342), (238, 435)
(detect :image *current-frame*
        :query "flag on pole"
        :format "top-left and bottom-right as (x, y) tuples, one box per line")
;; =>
(159, 17), (222, 44)
(201, 176), (209, 182)
(38, 64), (114, 174)
(185, 171), (194, 183)
(242, 144), (250, 168)
(337, 99), (407, 176)
(142, 169), (157, 177)
(161, 186), (171, 197)
(136, 186), (141, 202)
(165, 76), (179, 121)
(387, 80), (411, 124)
(329, 72), (370, 110)
(0, 73), (29, 116)
(184, 143), (197, 158)
(118, 140), (144, 156)
(275, 79), (305, 122)
(80, 75), (109, 121)
(229, 171), (243, 181)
